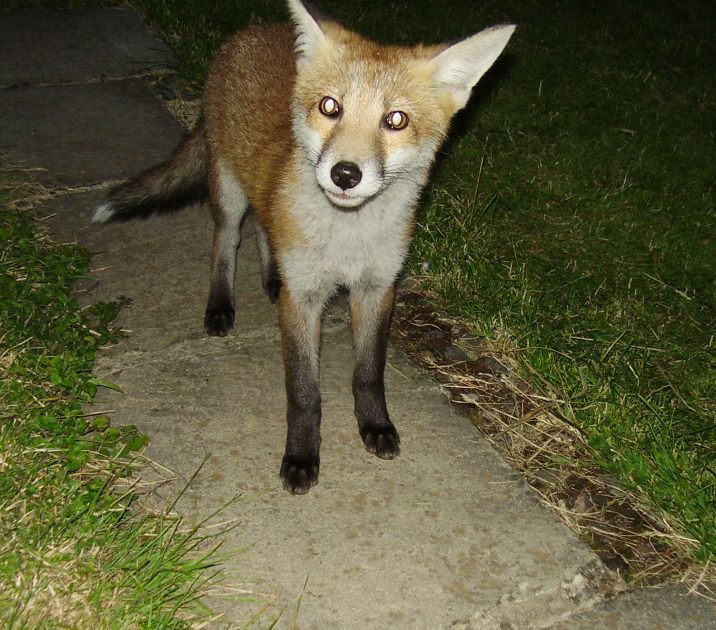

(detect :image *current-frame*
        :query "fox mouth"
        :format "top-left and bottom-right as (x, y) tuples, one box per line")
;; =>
(323, 187), (368, 209)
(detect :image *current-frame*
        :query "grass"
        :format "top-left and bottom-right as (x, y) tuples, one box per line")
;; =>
(409, 0), (715, 562)
(0, 180), (223, 626)
(124, 0), (715, 565)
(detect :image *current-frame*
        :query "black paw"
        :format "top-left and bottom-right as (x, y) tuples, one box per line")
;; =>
(263, 276), (282, 304)
(360, 424), (400, 459)
(204, 306), (234, 336)
(280, 454), (320, 494)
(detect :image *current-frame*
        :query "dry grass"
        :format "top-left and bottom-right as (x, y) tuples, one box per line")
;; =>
(162, 91), (201, 130)
(393, 285), (715, 597)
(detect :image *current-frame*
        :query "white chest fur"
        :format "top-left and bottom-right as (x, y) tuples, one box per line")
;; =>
(277, 163), (423, 300)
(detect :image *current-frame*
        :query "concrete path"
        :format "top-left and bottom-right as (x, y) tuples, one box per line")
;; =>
(2, 8), (714, 629)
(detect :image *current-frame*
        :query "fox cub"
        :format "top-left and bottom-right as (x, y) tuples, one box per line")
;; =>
(93, 0), (515, 493)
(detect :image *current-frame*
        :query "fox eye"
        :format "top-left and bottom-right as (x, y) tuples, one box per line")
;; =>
(319, 96), (340, 118)
(385, 110), (409, 130)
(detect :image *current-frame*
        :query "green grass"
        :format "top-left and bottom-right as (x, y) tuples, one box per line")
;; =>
(410, 0), (715, 561)
(0, 190), (222, 626)
(125, 0), (715, 562)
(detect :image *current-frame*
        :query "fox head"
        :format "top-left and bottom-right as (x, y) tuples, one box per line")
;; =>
(287, 0), (515, 209)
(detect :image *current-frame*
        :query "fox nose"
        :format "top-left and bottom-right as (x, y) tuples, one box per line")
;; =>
(330, 161), (362, 190)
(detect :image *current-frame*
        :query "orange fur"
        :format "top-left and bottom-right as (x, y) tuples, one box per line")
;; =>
(203, 25), (296, 228)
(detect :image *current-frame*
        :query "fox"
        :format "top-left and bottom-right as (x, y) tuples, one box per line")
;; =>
(92, 0), (515, 494)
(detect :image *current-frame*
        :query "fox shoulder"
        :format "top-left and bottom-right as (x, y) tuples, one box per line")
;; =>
(203, 24), (297, 210)
(204, 23), (296, 126)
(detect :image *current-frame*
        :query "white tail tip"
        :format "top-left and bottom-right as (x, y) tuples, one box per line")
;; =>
(92, 202), (115, 224)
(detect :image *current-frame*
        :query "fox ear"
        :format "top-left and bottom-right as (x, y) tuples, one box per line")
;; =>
(287, 0), (328, 62)
(432, 24), (516, 112)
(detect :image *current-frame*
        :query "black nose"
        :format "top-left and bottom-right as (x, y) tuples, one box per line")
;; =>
(330, 161), (362, 190)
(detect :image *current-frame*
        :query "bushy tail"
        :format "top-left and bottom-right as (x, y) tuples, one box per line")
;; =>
(92, 120), (208, 223)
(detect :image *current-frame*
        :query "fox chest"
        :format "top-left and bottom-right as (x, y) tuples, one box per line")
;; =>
(277, 200), (413, 298)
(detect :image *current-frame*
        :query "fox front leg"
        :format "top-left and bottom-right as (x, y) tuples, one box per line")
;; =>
(350, 283), (400, 458)
(278, 289), (324, 494)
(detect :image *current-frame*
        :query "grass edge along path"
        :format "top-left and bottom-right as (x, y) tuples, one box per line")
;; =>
(0, 178), (227, 628)
(393, 288), (714, 591)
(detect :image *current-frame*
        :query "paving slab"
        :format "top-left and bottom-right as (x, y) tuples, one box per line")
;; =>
(0, 8), (169, 85)
(549, 583), (716, 630)
(0, 79), (183, 186)
(46, 192), (611, 628)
